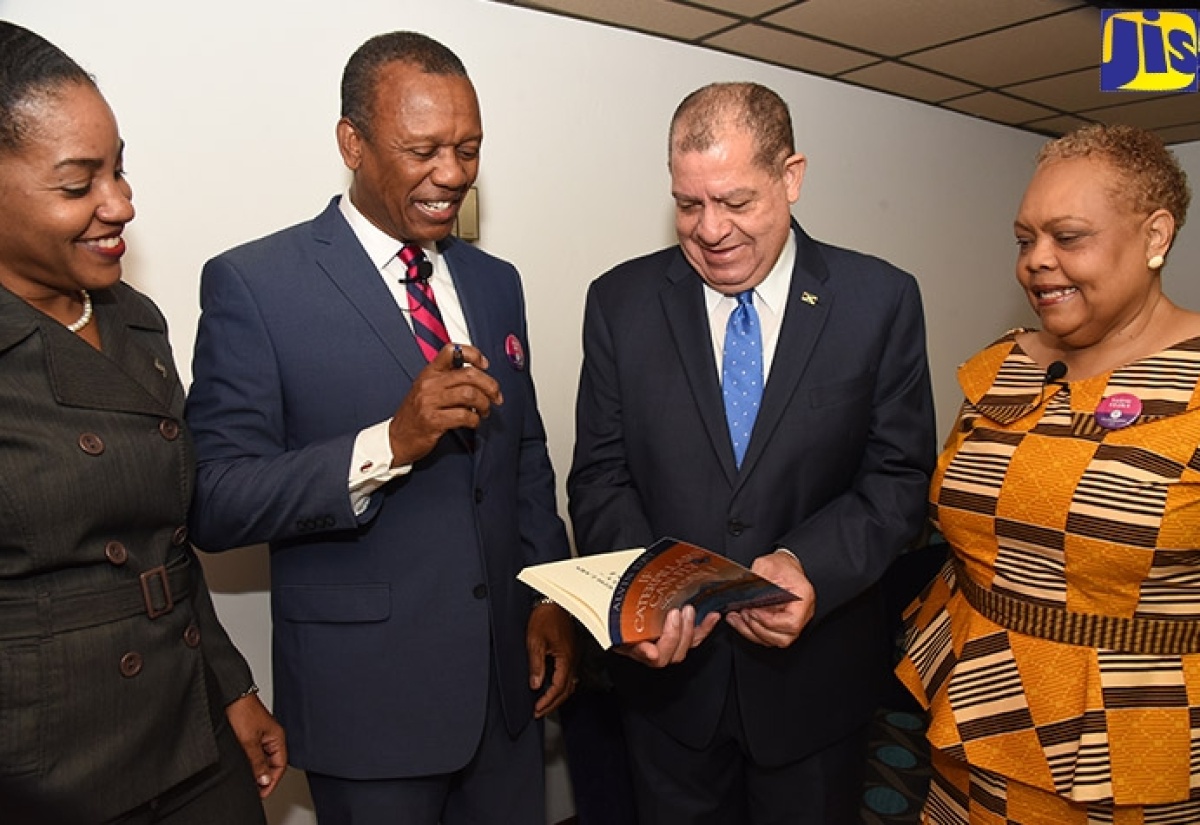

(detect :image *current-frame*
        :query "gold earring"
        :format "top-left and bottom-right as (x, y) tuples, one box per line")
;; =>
(1149, 254), (1165, 270)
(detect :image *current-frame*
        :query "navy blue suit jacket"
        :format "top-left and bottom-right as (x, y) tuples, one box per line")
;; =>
(186, 198), (569, 779)
(568, 222), (936, 766)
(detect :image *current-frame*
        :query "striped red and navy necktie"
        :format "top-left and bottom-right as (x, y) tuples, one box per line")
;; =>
(400, 244), (449, 361)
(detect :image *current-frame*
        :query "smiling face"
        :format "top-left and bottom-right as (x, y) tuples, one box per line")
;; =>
(0, 81), (134, 302)
(338, 60), (481, 245)
(670, 126), (804, 295)
(1013, 156), (1172, 350)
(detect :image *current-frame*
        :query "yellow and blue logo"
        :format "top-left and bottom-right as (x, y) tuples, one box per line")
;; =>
(1100, 9), (1199, 92)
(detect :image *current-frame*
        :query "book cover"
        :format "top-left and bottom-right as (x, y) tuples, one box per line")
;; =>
(517, 538), (799, 648)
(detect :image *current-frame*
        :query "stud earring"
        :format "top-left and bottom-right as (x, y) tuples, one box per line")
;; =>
(1148, 254), (1165, 270)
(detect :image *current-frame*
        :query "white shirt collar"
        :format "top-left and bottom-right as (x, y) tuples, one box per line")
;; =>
(702, 227), (797, 314)
(338, 191), (436, 270)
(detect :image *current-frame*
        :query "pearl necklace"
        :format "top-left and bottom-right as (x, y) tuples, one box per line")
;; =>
(66, 290), (93, 333)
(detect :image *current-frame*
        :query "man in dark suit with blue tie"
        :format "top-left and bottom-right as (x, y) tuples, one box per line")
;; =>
(185, 31), (577, 825)
(568, 82), (937, 824)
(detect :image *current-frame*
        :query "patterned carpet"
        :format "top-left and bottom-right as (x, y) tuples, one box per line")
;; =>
(860, 705), (931, 824)
(858, 537), (944, 824)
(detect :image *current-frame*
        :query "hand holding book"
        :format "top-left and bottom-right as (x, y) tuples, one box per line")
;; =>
(517, 538), (801, 651)
(723, 548), (816, 649)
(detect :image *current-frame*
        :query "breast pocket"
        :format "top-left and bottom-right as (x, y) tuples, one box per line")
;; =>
(807, 372), (875, 409)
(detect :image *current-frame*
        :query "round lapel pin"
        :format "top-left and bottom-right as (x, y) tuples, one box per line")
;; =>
(1094, 393), (1142, 430)
(505, 333), (526, 371)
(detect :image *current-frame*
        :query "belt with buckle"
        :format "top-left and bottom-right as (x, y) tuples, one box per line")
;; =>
(0, 555), (194, 640)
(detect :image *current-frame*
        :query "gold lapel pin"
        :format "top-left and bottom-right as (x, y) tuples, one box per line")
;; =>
(801, 291), (818, 306)
(153, 358), (168, 378)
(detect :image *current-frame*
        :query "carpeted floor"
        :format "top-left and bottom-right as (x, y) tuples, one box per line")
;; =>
(860, 705), (931, 824)
(859, 538), (942, 824)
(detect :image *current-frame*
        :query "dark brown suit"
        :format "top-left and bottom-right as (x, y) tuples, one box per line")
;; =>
(0, 283), (258, 823)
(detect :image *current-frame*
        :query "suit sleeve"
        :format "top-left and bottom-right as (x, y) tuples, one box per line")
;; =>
(567, 281), (656, 555)
(185, 255), (363, 552)
(778, 273), (936, 621)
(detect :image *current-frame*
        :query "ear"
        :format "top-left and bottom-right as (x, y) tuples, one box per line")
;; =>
(783, 153), (806, 205)
(336, 117), (364, 172)
(1145, 208), (1176, 260)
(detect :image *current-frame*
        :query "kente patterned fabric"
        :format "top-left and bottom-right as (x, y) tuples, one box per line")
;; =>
(896, 330), (1200, 817)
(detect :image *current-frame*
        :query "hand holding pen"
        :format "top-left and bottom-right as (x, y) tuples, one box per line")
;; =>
(388, 342), (501, 466)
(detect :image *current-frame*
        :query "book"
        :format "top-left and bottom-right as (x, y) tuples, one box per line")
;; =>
(517, 537), (800, 649)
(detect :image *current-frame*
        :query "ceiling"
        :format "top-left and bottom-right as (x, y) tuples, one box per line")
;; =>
(487, 0), (1200, 145)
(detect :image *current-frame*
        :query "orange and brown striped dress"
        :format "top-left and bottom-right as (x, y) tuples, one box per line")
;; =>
(897, 331), (1200, 825)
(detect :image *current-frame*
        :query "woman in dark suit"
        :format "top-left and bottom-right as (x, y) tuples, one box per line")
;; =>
(0, 21), (285, 824)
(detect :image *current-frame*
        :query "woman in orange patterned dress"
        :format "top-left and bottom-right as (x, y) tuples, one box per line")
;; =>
(898, 124), (1200, 824)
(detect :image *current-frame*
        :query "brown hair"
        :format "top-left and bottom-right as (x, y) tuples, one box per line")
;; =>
(1037, 124), (1190, 230)
(669, 82), (794, 176)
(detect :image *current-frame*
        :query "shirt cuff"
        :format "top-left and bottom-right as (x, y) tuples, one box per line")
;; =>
(773, 546), (799, 563)
(349, 419), (411, 515)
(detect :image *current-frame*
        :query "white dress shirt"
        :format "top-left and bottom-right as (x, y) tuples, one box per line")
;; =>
(703, 229), (796, 382)
(339, 193), (474, 514)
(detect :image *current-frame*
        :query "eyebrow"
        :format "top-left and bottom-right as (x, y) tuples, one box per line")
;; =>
(53, 140), (125, 172)
(671, 187), (757, 202)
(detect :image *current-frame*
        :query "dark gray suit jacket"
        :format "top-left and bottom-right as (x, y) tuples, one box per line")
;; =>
(568, 222), (937, 765)
(0, 283), (254, 822)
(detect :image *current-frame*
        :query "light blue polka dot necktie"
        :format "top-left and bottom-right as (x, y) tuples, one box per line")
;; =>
(722, 290), (763, 468)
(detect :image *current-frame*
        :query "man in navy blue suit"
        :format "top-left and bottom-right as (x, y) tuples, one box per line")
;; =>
(568, 82), (937, 824)
(185, 31), (577, 825)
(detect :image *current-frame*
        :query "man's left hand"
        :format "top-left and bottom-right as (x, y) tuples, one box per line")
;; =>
(527, 602), (579, 718)
(725, 550), (816, 648)
(225, 691), (287, 797)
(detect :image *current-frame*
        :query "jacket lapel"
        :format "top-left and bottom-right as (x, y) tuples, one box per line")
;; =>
(88, 288), (181, 414)
(311, 198), (428, 382)
(0, 285), (179, 418)
(442, 238), (491, 361)
(736, 223), (831, 481)
(442, 238), (489, 458)
(660, 253), (739, 486)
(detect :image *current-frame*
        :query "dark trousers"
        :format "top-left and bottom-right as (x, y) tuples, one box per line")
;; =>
(622, 676), (869, 825)
(560, 686), (640, 825)
(306, 665), (545, 825)
(110, 696), (266, 825)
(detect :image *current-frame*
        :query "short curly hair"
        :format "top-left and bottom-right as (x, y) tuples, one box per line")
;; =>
(1037, 123), (1191, 230)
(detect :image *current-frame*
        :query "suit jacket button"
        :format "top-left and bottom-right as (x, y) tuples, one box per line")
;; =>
(727, 519), (744, 537)
(119, 652), (143, 678)
(159, 419), (180, 441)
(104, 541), (128, 565)
(171, 526), (189, 546)
(472, 584), (488, 599)
(78, 433), (105, 455)
(183, 624), (202, 648)
(474, 488), (484, 503)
